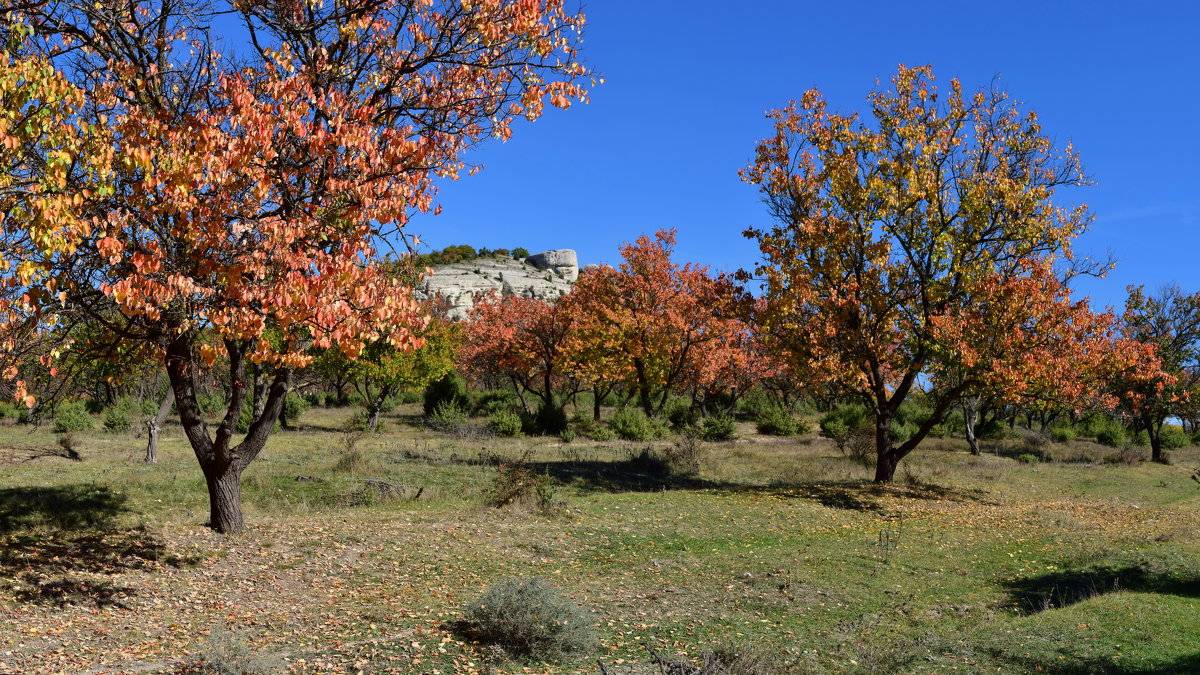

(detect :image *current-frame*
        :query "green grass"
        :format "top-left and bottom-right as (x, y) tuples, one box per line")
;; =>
(0, 404), (1197, 673)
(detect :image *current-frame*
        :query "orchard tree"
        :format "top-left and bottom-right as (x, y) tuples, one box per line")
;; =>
(1, 0), (589, 532)
(346, 310), (460, 432)
(743, 65), (1118, 482)
(460, 293), (575, 427)
(565, 230), (741, 417)
(1114, 284), (1200, 462)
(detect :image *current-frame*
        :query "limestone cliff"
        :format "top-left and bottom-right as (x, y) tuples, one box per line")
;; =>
(414, 249), (578, 319)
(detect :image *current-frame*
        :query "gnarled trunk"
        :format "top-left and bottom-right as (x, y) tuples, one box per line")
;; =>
(202, 460), (245, 534)
(962, 399), (981, 456)
(144, 388), (174, 464)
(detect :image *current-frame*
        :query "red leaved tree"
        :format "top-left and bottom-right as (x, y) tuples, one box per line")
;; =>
(1, 0), (589, 532)
(564, 230), (742, 417)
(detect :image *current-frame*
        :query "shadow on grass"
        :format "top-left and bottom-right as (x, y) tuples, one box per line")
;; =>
(993, 651), (1200, 674)
(1003, 561), (1200, 614)
(0, 484), (194, 608)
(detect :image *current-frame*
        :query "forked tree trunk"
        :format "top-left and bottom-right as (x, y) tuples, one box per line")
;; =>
(166, 335), (291, 534)
(874, 410), (897, 483)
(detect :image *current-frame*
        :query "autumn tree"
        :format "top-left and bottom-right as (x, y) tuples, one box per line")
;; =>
(564, 230), (742, 418)
(1, 0), (589, 532)
(743, 65), (1116, 482)
(346, 310), (460, 432)
(1113, 284), (1200, 462)
(460, 293), (575, 430)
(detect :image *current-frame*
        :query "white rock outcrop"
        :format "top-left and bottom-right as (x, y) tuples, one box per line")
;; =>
(414, 250), (578, 319)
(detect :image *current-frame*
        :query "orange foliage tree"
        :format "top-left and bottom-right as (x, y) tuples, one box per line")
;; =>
(1, 1), (589, 532)
(460, 293), (576, 430)
(742, 65), (1122, 482)
(564, 230), (742, 417)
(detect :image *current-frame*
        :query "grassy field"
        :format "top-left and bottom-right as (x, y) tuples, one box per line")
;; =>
(0, 404), (1198, 674)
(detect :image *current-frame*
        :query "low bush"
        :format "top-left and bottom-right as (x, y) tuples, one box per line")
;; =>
(819, 403), (869, 449)
(663, 432), (703, 476)
(475, 390), (518, 416)
(1160, 426), (1191, 450)
(664, 399), (700, 430)
(1095, 421), (1128, 448)
(976, 418), (1008, 440)
(281, 393), (310, 427)
(178, 626), (284, 674)
(482, 463), (556, 511)
(1051, 426), (1077, 443)
(529, 402), (568, 435)
(559, 429), (576, 444)
(454, 577), (597, 662)
(488, 410), (523, 437)
(588, 425), (616, 442)
(426, 400), (470, 433)
(608, 408), (668, 441)
(423, 372), (470, 416)
(198, 392), (226, 417)
(102, 406), (133, 433)
(53, 400), (94, 433)
(699, 414), (737, 442)
(755, 407), (799, 436)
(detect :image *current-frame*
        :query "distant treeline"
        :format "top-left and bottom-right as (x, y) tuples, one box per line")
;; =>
(415, 244), (531, 267)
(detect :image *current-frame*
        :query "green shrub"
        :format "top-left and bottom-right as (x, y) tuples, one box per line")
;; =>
(529, 402), (568, 435)
(198, 392), (226, 417)
(664, 399), (699, 430)
(889, 420), (918, 444)
(393, 389), (423, 404)
(423, 372), (469, 416)
(102, 406), (133, 433)
(281, 393), (309, 426)
(976, 418), (1008, 440)
(608, 408), (667, 441)
(1017, 453), (1040, 464)
(455, 577), (596, 662)
(84, 398), (105, 414)
(1160, 426), (1191, 450)
(819, 402), (869, 449)
(0, 401), (19, 421)
(53, 400), (93, 433)
(1095, 421), (1128, 448)
(559, 429), (576, 444)
(735, 390), (776, 421)
(234, 400), (281, 434)
(1051, 426), (1077, 443)
(304, 391), (327, 407)
(426, 399), (469, 432)
(488, 410), (523, 437)
(482, 464), (556, 511)
(755, 407), (798, 436)
(699, 414), (737, 442)
(511, 247), (530, 259)
(475, 390), (517, 416)
(588, 425), (615, 442)
(140, 397), (160, 415)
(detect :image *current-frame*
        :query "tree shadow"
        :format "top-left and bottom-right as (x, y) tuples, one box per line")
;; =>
(526, 459), (721, 493)
(1002, 561), (1200, 614)
(0, 484), (129, 532)
(0, 484), (193, 608)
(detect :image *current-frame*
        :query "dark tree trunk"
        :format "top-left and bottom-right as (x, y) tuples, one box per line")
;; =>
(634, 360), (654, 417)
(252, 364), (267, 418)
(202, 460), (245, 534)
(593, 387), (602, 421)
(1146, 419), (1166, 463)
(874, 410), (896, 483)
(166, 335), (291, 534)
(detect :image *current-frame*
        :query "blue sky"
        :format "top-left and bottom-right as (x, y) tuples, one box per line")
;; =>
(405, 1), (1199, 311)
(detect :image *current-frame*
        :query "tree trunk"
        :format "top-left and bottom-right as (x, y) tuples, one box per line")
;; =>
(593, 387), (602, 421)
(874, 410), (896, 483)
(874, 451), (900, 483)
(166, 335), (291, 534)
(1147, 421), (1165, 463)
(368, 406), (381, 433)
(963, 399), (981, 456)
(252, 364), (267, 418)
(634, 360), (654, 417)
(202, 460), (245, 534)
(144, 389), (174, 463)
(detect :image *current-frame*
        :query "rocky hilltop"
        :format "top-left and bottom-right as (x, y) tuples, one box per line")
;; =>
(414, 249), (578, 319)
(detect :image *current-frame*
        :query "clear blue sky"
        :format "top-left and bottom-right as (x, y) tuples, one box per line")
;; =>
(406, 1), (1199, 311)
